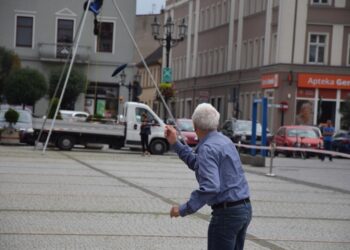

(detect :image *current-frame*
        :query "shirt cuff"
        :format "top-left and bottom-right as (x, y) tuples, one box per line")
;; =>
(172, 141), (184, 153)
(179, 203), (188, 217)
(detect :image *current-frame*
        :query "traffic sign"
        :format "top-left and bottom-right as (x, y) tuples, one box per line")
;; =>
(162, 67), (172, 83)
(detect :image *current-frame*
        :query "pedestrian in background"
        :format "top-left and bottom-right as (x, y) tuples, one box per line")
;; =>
(321, 119), (334, 161)
(164, 103), (252, 250)
(140, 112), (151, 156)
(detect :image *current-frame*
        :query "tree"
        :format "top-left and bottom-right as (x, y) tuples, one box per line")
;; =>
(0, 47), (21, 101)
(3, 68), (47, 109)
(340, 98), (350, 129)
(5, 108), (19, 128)
(49, 67), (87, 110)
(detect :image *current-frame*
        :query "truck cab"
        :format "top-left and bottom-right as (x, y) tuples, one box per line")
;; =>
(124, 102), (168, 155)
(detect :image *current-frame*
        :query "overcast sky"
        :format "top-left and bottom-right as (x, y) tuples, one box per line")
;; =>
(136, 0), (165, 14)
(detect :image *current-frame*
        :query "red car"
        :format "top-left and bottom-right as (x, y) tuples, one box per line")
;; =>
(176, 119), (198, 147)
(274, 125), (323, 157)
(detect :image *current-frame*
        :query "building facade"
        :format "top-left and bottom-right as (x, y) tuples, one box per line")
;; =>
(166, 0), (350, 132)
(0, 0), (136, 117)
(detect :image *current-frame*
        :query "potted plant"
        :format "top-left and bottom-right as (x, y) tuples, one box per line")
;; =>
(0, 108), (20, 143)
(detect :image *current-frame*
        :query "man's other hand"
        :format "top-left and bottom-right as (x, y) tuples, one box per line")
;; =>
(170, 205), (180, 218)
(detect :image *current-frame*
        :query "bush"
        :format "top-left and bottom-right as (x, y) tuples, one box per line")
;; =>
(3, 68), (47, 108)
(5, 108), (19, 126)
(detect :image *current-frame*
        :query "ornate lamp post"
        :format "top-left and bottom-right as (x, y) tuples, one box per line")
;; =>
(151, 16), (187, 68)
(151, 15), (187, 121)
(115, 70), (126, 115)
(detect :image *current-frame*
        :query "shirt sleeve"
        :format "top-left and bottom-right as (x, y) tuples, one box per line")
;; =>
(172, 141), (197, 171)
(179, 145), (220, 217)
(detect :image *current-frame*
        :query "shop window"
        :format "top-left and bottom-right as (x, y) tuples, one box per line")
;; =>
(307, 33), (328, 64)
(96, 21), (114, 53)
(16, 15), (33, 48)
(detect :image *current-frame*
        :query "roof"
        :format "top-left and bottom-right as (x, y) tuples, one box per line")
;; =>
(137, 46), (162, 67)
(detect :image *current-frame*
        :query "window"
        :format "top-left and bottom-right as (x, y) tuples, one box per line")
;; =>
(16, 16), (33, 47)
(311, 0), (331, 5)
(308, 33), (328, 64)
(56, 19), (74, 58)
(96, 22), (114, 53)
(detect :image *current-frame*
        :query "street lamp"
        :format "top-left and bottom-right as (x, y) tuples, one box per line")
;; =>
(114, 70), (126, 115)
(151, 16), (187, 68)
(151, 15), (187, 121)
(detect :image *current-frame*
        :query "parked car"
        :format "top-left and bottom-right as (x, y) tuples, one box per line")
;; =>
(60, 110), (90, 122)
(175, 118), (198, 147)
(0, 109), (34, 144)
(332, 130), (350, 154)
(274, 125), (323, 157)
(221, 119), (272, 145)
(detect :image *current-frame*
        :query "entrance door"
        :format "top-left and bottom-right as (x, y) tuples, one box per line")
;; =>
(318, 101), (336, 125)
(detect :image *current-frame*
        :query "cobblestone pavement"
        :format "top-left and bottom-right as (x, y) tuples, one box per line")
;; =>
(0, 145), (349, 250)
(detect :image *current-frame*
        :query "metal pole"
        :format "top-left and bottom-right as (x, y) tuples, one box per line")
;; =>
(266, 142), (276, 177)
(42, 0), (92, 153)
(251, 100), (257, 156)
(261, 97), (268, 157)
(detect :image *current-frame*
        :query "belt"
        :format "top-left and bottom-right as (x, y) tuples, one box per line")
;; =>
(211, 198), (250, 210)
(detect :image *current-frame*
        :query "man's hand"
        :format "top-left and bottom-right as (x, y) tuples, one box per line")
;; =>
(165, 125), (177, 145)
(170, 205), (180, 218)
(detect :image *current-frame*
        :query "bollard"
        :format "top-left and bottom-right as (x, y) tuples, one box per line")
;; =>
(266, 142), (276, 177)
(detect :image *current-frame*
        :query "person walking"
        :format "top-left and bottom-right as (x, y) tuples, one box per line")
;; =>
(321, 119), (335, 161)
(140, 112), (151, 156)
(164, 103), (252, 250)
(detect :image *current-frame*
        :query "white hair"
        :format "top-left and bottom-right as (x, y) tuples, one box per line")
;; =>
(191, 103), (220, 131)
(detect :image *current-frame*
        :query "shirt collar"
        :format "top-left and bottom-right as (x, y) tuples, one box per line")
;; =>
(195, 130), (218, 152)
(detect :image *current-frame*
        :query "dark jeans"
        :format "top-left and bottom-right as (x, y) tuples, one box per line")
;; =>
(141, 134), (149, 153)
(322, 141), (332, 160)
(208, 202), (252, 250)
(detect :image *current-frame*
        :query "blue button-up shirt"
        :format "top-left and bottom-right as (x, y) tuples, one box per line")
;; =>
(173, 131), (250, 217)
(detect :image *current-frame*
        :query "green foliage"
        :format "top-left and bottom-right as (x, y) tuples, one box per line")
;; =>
(340, 98), (350, 129)
(48, 98), (62, 119)
(49, 67), (87, 109)
(3, 68), (47, 107)
(4, 108), (19, 125)
(0, 47), (21, 100)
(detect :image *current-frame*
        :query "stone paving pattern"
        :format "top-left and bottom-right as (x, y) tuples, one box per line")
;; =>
(0, 145), (350, 250)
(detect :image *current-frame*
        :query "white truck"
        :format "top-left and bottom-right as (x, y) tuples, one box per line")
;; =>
(33, 102), (169, 154)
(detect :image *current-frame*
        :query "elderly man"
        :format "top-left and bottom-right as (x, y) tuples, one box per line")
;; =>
(165, 103), (252, 250)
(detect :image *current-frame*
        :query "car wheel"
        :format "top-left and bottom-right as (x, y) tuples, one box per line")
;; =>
(57, 135), (75, 150)
(150, 139), (167, 155)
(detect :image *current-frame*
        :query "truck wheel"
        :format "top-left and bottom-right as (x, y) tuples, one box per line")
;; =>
(57, 135), (75, 150)
(150, 139), (167, 155)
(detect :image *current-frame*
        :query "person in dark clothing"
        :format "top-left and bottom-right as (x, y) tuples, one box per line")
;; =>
(321, 120), (335, 161)
(140, 112), (151, 156)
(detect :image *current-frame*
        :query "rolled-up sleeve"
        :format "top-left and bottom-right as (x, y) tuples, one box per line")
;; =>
(179, 145), (220, 217)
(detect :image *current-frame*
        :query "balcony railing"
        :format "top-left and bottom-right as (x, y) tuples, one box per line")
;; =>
(38, 43), (91, 63)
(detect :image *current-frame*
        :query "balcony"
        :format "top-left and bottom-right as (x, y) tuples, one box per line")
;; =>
(38, 43), (91, 63)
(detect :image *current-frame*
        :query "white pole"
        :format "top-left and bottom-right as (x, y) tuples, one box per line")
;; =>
(42, 0), (93, 153)
(110, 0), (174, 122)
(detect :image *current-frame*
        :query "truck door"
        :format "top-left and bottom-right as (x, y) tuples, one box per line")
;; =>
(125, 107), (159, 148)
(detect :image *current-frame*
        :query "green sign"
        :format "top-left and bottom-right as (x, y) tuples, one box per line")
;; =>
(162, 67), (172, 83)
(96, 99), (106, 117)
